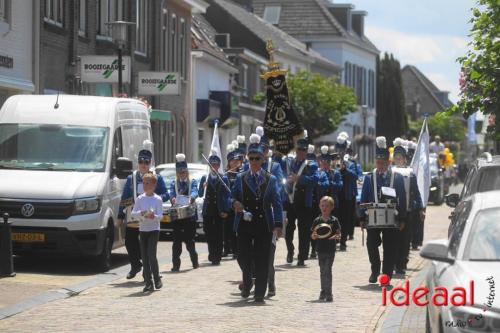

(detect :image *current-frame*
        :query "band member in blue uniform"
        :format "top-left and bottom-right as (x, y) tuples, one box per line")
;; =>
(231, 134), (283, 303)
(406, 141), (425, 250)
(118, 149), (169, 279)
(199, 152), (231, 265)
(222, 144), (243, 258)
(345, 140), (363, 240)
(360, 137), (407, 283)
(285, 136), (319, 266)
(334, 133), (358, 251)
(392, 139), (424, 275)
(169, 154), (199, 272)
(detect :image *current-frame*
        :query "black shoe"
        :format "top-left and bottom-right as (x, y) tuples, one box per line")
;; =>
(412, 245), (419, 251)
(126, 267), (141, 279)
(143, 283), (154, 292)
(369, 273), (378, 283)
(287, 252), (293, 263)
(254, 296), (265, 303)
(212, 261), (221, 266)
(339, 244), (347, 251)
(154, 279), (163, 290)
(241, 289), (250, 298)
(222, 251), (229, 258)
(171, 266), (180, 272)
(297, 259), (305, 266)
(319, 291), (326, 300)
(325, 295), (333, 302)
(310, 251), (317, 259)
(192, 261), (199, 269)
(267, 285), (276, 297)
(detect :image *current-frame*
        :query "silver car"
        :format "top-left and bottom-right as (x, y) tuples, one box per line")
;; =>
(421, 190), (500, 332)
(155, 163), (208, 237)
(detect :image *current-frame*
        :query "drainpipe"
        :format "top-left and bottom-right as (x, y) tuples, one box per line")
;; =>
(33, 0), (40, 94)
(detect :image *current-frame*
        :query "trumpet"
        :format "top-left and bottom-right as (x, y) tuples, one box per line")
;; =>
(313, 223), (333, 239)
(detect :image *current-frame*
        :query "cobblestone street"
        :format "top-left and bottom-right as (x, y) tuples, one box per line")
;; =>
(0, 203), (451, 333)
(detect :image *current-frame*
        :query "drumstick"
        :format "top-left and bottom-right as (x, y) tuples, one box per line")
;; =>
(201, 154), (232, 193)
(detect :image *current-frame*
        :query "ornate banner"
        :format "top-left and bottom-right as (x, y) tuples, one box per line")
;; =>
(261, 41), (304, 155)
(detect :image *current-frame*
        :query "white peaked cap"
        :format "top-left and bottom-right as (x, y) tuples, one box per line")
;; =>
(321, 145), (329, 154)
(227, 144), (235, 153)
(393, 137), (404, 148)
(232, 139), (238, 147)
(376, 136), (387, 149)
(308, 144), (315, 154)
(304, 130), (308, 138)
(337, 134), (347, 144)
(256, 126), (264, 137)
(237, 135), (245, 143)
(339, 131), (349, 139)
(176, 153), (186, 162)
(249, 133), (261, 144)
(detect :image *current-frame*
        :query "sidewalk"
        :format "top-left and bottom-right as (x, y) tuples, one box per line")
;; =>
(0, 204), (450, 333)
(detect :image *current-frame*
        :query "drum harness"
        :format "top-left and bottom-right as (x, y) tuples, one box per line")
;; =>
(371, 169), (395, 225)
(286, 159), (309, 204)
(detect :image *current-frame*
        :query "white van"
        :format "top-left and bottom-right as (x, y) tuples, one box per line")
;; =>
(0, 95), (152, 271)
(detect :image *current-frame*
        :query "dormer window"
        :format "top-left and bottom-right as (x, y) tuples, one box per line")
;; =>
(263, 5), (281, 25)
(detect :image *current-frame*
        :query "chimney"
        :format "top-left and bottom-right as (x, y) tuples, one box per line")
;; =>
(351, 11), (366, 36)
(328, 4), (354, 32)
(233, 0), (253, 12)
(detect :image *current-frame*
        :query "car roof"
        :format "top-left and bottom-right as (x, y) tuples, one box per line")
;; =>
(476, 154), (500, 168)
(469, 190), (500, 211)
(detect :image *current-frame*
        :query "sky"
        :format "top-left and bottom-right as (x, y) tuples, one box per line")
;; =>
(346, 0), (476, 102)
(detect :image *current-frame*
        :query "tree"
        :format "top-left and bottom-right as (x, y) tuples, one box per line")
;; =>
(451, 0), (499, 150)
(409, 116), (466, 143)
(285, 71), (357, 140)
(376, 53), (408, 144)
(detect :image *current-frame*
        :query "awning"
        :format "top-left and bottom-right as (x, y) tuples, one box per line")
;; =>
(0, 74), (35, 92)
(150, 109), (172, 121)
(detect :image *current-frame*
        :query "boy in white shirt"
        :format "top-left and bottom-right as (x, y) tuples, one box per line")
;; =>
(131, 172), (164, 292)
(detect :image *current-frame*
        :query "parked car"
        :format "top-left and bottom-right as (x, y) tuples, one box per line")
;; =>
(421, 190), (500, 333)
(155, 163), (208, 238)
(429, 153), (445, 205)
(0, 95), (149, 271)
(445, 153), (500, 236)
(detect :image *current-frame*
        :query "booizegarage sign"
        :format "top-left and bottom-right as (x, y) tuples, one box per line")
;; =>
(80, 56), (131, 83)
(138, 72), (181, 95)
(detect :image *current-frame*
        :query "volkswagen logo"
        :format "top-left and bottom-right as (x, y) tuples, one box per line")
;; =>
(21, 203), (35, 217)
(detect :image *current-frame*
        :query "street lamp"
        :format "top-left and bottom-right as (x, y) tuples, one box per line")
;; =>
(105, 21), (134, 95)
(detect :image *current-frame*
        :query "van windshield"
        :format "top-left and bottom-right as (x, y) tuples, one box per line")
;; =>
(0, 124), (109, 172)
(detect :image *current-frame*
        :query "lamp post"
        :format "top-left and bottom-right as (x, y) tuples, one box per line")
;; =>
(105, 21), (134, 96)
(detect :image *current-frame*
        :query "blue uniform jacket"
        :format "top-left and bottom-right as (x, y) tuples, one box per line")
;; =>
(245, 158), (285, 201)
(350, 159), (364, 180)
(409, 173), (424, 212)
(231, 170), (283, 232)
(169, 178), (199, 203)
(360, 170), (407, 221)
(340, 161), (359, 201)
(118, 171), (169, 219)
(198, 174), (231, 216)
(318, 169), (343, 205)
(285, 158), (319, 208)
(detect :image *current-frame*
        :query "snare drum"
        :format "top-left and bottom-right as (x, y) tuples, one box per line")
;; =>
(168, 204), (197, 222)
(365, 203), (398, 229)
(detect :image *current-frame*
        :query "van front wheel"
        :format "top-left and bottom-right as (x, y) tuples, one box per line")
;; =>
(96, 227), (113, 272)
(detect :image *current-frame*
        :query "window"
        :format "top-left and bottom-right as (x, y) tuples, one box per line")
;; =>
(45, 0), (64, 26)
(180, 18), (187, 78)
(368, 70), (375, 108)
(111, 127), (123, 172)
(97, 0), (123, 37)
(464, 208), (500, 261)
(263, 5), (281, 25)
(448, 201), (472, 258)
(161, 6), (168, 70)
(170, 14), (177, 71)
(179, 117), (186, 154)
(356, 66), (362, 104)
(78, 0), (86, 36)
(136, 0), (149, 55)
(0, 0), (10, 24)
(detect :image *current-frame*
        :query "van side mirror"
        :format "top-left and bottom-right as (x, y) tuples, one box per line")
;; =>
(445, 193), (460, 208)
(115, 157), (133, 179)
(420, 239), (454, 264)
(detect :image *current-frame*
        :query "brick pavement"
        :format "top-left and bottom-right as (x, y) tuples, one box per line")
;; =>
(0, 204), (450, 333)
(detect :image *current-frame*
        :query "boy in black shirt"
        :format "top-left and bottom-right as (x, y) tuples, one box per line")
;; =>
(311, 196), (341, 302)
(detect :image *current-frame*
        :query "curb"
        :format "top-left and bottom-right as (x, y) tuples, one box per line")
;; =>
(378, 264), (429, 333)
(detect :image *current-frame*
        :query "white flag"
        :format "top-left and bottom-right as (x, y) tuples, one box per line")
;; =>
(210, 120), (224, 173)
(411, 118), (431, 207)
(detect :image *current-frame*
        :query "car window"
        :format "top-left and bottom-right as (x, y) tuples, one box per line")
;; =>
(448, 201), (472, 258)
(476, 167), (500, 193)
(464, 208), (500, 261)
(461, 167), (476, 199)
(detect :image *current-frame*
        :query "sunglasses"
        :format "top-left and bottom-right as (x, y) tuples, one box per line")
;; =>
(248, 156), (262, 161)
(138, 160), (151, 165)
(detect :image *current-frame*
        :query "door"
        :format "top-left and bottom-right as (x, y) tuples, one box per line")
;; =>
(109, 127), (126, 247)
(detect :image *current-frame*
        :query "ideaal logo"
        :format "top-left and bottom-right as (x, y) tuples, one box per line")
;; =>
(380, 275), (496, 328)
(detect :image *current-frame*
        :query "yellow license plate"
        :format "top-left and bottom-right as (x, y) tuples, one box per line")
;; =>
(12, 232), (45, 242)
(161, 215), (171, 223)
